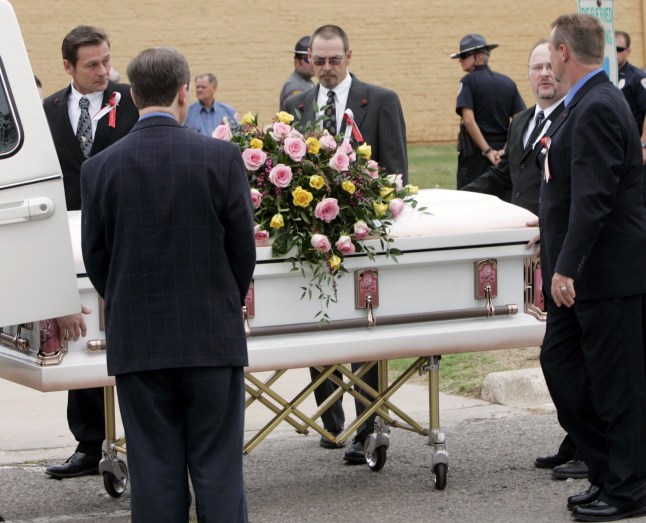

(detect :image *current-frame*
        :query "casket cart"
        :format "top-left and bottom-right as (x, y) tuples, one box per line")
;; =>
(0, 189), (546, 495)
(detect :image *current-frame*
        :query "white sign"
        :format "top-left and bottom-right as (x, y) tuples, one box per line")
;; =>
(578, 0), (618, 85)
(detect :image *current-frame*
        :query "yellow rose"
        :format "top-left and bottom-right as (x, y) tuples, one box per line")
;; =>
(276, 111), (295, 124)
(329, 255), (342, 271)
(270, 213), (284, 229)
(373, 202), (388, 217)
(309, 175), (325, 190)
(342, 181), (356, 194)
(380, 187), (395, 201)
(306, 137), (321, 154)
(357, 143), (372, 160)
(240, 112), (255, 126)
(292, 186), (314, 207)
(404, 184), (419, 195)
(250, 138), (264, 150)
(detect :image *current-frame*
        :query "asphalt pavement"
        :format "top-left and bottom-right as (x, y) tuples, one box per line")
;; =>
(1, 369), (645, 523)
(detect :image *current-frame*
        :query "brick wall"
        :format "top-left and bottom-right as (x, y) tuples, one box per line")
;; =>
(13, 0), (644, 143)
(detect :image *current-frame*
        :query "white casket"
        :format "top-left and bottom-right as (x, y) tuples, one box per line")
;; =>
(0, 189), (546, 392)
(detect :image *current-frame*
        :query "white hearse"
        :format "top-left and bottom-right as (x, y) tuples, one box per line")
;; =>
(0, 0), (546, 494)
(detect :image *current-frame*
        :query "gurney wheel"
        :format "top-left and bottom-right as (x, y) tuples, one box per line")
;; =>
(366, 445), (387, 472)
(103, 459), (128, 497)
(434, 463), (447, 490)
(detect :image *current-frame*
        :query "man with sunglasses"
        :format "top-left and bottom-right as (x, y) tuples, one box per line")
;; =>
(282, 23), (407, 466)
(616, 31), (646, 167)
(451, 34), (525, 190)
(279, 36), (315, 108)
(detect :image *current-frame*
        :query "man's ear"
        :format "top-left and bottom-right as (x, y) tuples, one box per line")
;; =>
(130, 88), (138, 107)
(63, 59), (74, 77)
(177, 84), (189, 106)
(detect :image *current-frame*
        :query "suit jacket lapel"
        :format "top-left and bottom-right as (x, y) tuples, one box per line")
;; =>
(91, 81), (117, 154)
(516, 107), (536, 162)
(54, 86), (85, 163)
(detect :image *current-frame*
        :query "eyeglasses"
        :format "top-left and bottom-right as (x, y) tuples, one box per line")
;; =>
(529, 62), (552, 72)
(616, 46), (627, 53)
(311, 56), (344, 66)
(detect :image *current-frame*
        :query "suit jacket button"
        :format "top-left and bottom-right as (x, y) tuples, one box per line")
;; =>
(515, 192), (520, 198)
(520, 163), (526, 170)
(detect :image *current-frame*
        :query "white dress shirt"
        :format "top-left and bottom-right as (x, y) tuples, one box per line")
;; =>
(523, 96), (566, 149)
(67, 83), (104, 139)
(316, 73), (353, 129)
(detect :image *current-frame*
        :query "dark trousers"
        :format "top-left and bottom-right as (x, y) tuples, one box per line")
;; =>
(67, 387), (105, 458)
(540, 295), (646, 509)
(116, 366), (248, 523)
(310, 362), (378, 443)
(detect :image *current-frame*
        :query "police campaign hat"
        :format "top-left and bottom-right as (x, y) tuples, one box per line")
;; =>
(294, 36), (310, 56)
(450, 34), (498, 59)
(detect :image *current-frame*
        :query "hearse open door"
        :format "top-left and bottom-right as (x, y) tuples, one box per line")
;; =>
(0, 0), (80, 326)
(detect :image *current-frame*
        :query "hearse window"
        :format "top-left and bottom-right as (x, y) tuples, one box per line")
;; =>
(0, 58), (23, 159)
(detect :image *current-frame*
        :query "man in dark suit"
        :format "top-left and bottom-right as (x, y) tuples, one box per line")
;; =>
(539, 14), (646, 522)
(42, 25), (138, 479)
(464, 39), (588, 481)
(283, 24), (408, 465)
(81, 47), (255, 522)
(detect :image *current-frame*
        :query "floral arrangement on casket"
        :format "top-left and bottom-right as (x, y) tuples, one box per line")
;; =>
(213, 110), (420, 319)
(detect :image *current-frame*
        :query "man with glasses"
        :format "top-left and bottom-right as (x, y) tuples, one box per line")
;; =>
(279, 36), (315, 108)
(451, 34), (525, 190)
(616, 31), (646, 167)
(282, 24), (407, 465)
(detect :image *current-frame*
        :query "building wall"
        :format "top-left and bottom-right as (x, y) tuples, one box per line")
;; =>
(13, 0), (645, 143)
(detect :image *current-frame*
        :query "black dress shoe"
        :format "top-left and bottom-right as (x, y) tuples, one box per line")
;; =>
(534, 451), (573, 469)
(343, 441), (366, 465)
(572, 500), (646, 521)
(567, 485), (602, 511)
(552, 459), (589, 480)
(319, 430), (345, 449)
(45, 452), (100, 478)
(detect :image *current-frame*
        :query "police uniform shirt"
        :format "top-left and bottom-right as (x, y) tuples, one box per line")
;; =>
(280, 71), (314, 108)
(456, 64), (526, 137)
(618, 61), (646, 133)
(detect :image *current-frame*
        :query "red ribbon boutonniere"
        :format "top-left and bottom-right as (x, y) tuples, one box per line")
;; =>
(361, 98), (368, 107)
(342, 109), (364, 143)
(92, 92), (121, 128)
(297, 103), (305, 111)
(540, 136), (552, 183)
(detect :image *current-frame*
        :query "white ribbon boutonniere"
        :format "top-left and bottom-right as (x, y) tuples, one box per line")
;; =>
(92, 92), (121, 128)
(342, 109), (364, 145)
(540, 136), (552, 183)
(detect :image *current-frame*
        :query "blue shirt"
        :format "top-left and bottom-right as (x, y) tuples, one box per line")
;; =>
(183, 100), (237, 136)
(564, 68), (603, 107)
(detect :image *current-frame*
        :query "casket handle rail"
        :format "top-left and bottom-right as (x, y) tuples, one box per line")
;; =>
(0, 326), (30, 351)
(244, 304), (518, 337)
(36, 339), (68, 366)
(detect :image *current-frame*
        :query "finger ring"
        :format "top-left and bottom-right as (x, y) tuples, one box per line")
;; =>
(560, 286), (567, 290)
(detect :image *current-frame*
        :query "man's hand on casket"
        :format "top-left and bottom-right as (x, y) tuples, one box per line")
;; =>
(55, 305), (92, 341)
(526, 217), (540, 261)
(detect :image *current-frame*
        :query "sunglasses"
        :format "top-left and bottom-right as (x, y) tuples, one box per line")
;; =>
(311, 56), (344, 67)
(616, 46), (627, 53)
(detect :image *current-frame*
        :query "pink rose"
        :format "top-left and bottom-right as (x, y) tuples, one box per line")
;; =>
(319, 131), (337, 151)
(270, 122), (291, 141)
(340, 141), (356, 162)
(268, 164), (293, 188)
(254, 225), (270, 243)
(389, 198), (405, 218)
(250, 188), (262, 209)
(311, 233), (331, 253)
(353, 220), (371, 240)
(335, 235), (356, 255)
(287, 128), (304, 140)
(387, 174), (403, 190)
(284, 137), (307, 162)
(212, 123), (232, 141)
(314, 197), (340, 223)
(242, 148), (267, 171)
(364, 160), (379, 179)
(329, 149), (350, 172)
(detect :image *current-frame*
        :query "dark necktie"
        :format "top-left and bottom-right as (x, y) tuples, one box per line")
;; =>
(76, 96), (93, 159)
(525, 110), (545, 150)
(323, 90), (337, 135)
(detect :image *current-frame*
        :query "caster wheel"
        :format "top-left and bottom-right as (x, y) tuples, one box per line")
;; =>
(434, 463), (447, 490)
(366, 445), (387, 471)
(103, 460), (128, 497)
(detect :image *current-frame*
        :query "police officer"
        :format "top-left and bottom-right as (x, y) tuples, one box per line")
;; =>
(616, 31), (646, 166)
(279, 36), (315, 108)
(452, 34), (525, 189)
